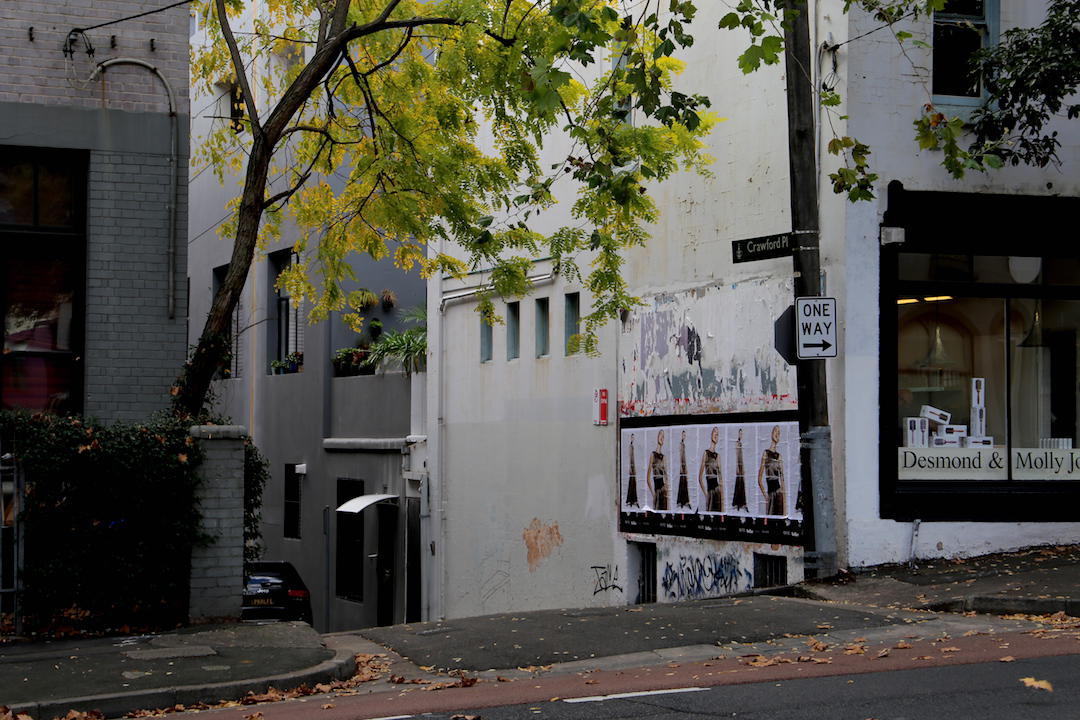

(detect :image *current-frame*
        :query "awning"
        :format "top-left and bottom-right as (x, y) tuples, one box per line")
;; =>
(336, 494), (398, 514)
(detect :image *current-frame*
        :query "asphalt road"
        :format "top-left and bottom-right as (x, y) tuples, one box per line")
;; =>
(398, 654), (1078, 720)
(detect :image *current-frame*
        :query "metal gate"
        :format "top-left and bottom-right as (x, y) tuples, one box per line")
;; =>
(1, 430), (22, 633)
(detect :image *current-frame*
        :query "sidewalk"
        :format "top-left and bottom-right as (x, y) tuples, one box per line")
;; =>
(2, 544), (1078, 719)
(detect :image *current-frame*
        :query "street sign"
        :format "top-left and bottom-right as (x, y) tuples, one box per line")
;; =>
(731, 233), (793, 263)
(796, 297), (837, 359)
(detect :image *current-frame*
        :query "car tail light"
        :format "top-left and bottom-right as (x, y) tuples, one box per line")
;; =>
(287, 589), (309, 598)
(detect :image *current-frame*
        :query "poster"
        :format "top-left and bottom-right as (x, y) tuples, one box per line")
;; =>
(620, 419), (802, 543)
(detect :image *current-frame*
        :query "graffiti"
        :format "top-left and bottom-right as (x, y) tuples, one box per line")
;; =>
(659, 553), (750, 601)
(591, 564), (623, 595)
(522, 518), (564, 571)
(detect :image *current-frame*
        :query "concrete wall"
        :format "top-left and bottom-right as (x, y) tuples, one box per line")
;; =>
(838, 1), (1080, 566)
(189, 425), (246, 622)
(0, 1), (190, 422)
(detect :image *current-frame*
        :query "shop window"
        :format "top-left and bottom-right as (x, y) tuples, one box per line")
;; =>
(480, 315), (492, 363)
(336, 478), (365, 602)
(535, 298), (550, 357)
(506, 301), (520, 360)
(932, 0), (998, 103)
(283, 464), (302, 540)
(564, 292), (580, 355)
(0, 147), (86, 414)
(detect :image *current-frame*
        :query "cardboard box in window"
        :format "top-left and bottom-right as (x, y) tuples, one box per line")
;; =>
(919, 405), (951, 426)
(904, 417), (929, 448)
(964, 436), (994, 448)
(971, 377), (985, 408)
(970, 406), (986, 437)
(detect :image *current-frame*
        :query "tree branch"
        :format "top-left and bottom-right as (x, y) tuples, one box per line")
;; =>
(215, 0), (263, 139)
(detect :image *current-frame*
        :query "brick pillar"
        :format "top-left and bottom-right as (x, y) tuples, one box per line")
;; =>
(188, 425), (246, 622)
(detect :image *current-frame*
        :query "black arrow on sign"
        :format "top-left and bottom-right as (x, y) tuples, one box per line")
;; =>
(801, 340), (832, 351)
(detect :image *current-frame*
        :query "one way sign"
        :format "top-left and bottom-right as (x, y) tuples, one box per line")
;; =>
(796, 297), (838, 359)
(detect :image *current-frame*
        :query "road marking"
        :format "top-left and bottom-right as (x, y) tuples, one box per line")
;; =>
(367, 715), (413, 720)
(563, 687), (707, 703)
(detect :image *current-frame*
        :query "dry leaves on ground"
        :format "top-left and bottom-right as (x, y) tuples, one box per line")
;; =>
(843, 644), (868, 655)
(805, 638), (829, 652)
(894, 641), (913, 650)
(1020, 677), (1054, 692)
(999, 656), (1016, 662)
(0, 706), (36, 720)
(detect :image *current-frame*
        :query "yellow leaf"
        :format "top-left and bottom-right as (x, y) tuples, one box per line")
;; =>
(1000, 656), (1015, 662)
(1020, 677), (1053, 692)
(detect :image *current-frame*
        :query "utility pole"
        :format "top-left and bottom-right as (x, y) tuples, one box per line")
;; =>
(784, 0), (837, 577)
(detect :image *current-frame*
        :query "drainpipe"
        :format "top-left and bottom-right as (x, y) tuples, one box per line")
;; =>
(88, 59), (179, 319)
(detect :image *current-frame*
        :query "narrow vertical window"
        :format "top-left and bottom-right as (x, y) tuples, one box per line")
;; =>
(480, 315), (493, 363)
(336, 478), (365, 601)
(283, 464), (302, 540)
(932, 0), (994, 100)
(268, 248), (303, 374)
(565, 292), (581, 355)
(507, 301), (520, 360)
(535, 298), (550, 357)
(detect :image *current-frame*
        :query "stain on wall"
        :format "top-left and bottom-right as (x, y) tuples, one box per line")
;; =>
(619, 278), (798, 417)
(523, 518), (564, 571)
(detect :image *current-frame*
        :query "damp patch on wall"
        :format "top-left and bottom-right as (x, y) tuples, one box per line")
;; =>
(523, 518), (564, 571)
(619, 278), (798, 418)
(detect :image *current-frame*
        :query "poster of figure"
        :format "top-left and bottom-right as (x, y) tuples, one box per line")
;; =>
(671, 427), (696, 512)
(643, 428), (670, 512)
(621, 429), (644, 513)
(696, 425), (724, 514)
(752, 423), (799, 518)
(727, 426), (751, 514)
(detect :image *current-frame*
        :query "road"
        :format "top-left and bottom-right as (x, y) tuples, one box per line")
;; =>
(191, 624), (1080, 720)
(365, 654), (1077, 720)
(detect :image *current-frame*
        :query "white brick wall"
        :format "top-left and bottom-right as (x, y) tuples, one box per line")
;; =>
(0, 1), (189, 115)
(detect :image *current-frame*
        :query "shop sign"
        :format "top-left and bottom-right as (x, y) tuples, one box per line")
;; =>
(898, 447), (1080, 480)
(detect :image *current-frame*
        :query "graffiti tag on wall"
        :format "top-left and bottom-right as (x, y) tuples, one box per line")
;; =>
(659, 553), (751, 601)
(591, 564), (623, 595)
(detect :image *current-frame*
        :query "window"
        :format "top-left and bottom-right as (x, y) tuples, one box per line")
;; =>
(212, 264), (243, 379)
(480, 315), (493, 363)
(881, 184), (1080, 521)
(564, 292), (581, 355)
(535, 298), (550, 357)
(268, 248), (303, 373)
(932, 0), (997, 102)
(0, 147), (86, 414)
(336, 478), (365, 601)
(506, 301), (520, 360)
(283, 464), (302, 539)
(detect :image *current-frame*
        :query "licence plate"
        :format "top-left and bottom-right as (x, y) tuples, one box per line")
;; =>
(252, 598), (273, 606)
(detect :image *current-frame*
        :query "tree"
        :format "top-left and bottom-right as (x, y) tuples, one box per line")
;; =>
(175, 0), (716, 417)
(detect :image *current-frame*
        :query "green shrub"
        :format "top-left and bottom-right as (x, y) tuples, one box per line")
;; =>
(1, 411), (204, 634)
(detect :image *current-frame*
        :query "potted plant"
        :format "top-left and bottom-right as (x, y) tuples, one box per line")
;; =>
(380, 288), (397, 311)
(286, 351), (304, 373)
(333, 345), (370, 377)
(369, 318), (384, 341)
(352, 288), (379, 311)
(270, 359), (288, 375)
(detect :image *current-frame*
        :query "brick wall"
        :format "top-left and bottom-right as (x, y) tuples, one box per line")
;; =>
(0, 1), (189, 115)
(83, 149), (189, 421)
(189, 425), (246, 622)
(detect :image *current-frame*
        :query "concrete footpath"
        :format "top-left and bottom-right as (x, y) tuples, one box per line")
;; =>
(3, 544), (1079, 719)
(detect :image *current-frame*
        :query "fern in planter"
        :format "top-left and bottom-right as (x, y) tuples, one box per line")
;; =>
(380, 288), (397, 311)
(350, 288), (379, 311)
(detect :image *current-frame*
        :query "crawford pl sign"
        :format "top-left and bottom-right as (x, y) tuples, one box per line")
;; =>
(796, 297), (837, 359)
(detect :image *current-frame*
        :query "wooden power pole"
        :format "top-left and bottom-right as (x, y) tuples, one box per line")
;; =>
(784, 0), (837, 577)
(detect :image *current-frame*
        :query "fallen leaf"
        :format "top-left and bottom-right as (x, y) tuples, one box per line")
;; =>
(875, 648), (890, 659)
(496, 676), (513, 682)
(939, 647), (961, 652)
(244, 714), (264, 720)
(811, 657), (833, 664)
(1000, 656), (1016, 662)
(843, 644), (867, 655)
(854, 637), (867, 643)
(321, 704), (334, 710)
(419, 665), (435, 671)
(816, 623), (833, 629)
(894, 641), (913, 650)
(805, 638), (829, 652)
(585, 679), (599, 685)
(1020, 677), (1053, 692)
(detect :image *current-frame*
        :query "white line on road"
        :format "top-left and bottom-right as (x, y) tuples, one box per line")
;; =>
(563, 687), (707, 703)
(367, 715), (413, 720)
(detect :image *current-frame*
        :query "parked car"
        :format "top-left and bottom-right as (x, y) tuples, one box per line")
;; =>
(241, 561), (313, 624)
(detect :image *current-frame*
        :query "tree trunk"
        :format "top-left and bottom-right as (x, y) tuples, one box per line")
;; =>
(172, 136), (272, 418)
